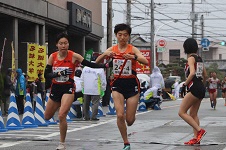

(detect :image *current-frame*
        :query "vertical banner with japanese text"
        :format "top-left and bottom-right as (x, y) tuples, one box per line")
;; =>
(36, 45), (46, 82)
(27, 43), (46, 82)
(27, 43), (38, 81)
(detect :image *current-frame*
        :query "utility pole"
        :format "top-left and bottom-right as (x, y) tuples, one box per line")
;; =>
(126, 0), (131, 26)
(200, 14), (204, 57)
(107, 0), (112, 48)
(127, 0), (131, 43)
(191, 0), (195, 38)
(150, 0), (155, 70)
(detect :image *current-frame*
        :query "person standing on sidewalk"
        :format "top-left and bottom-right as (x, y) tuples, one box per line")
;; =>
(15, 68), (26, 115)
(95, 23), (148, 150)
(81, 62), (107, 121)
(2, 68), (14, 115)
(178, 38), (207, 145)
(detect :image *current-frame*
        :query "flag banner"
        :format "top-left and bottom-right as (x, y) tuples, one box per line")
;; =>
(27, 43), (38, 81)
(0, 38), (7, 71)
(11, 41), (16, 82)
(27, 43), (47, 82)
(36, 45), (46, 82)
(84, 48), (93, 62)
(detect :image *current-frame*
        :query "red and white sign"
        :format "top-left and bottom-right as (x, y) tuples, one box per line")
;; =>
(136, 50), (151, 74)
(157, 39), (167, 47)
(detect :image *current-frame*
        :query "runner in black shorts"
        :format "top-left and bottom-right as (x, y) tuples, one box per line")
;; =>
(96, 23), (148, 150)
(44, 32), (109, 150)
(178, 38), (207, 145)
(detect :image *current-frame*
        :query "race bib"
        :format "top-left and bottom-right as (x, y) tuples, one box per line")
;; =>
(53, 67), (69, 82)
(196, 62), (203, 77)
(113, 59), (132, 76)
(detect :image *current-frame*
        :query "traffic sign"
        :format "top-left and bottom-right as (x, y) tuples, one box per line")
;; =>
(157, 47), (166, 52)
(157, 39), (167, 47)
(201, 38), (210, 47)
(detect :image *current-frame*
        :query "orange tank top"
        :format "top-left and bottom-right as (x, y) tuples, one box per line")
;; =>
(112, 44), (137, 78)
(51, 50), (76, 84)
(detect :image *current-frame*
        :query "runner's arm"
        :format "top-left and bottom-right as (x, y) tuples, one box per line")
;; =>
(133, 47), (149, 65)
(73, 53), (109, 68)
(95, 47), (113, 63)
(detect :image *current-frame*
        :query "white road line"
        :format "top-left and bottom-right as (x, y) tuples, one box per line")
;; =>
(0, 141), (29, 148)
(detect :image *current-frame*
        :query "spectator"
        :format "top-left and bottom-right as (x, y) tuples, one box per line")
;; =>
(172, 79), (180, 99)
(102, 76), (111, 106)
(81, 65), (106, 121)
(149, 66), (165, 90)
(144, 84), (162, 109)
(73, 69), (83, 118)
(35, 73), (44, 102)
(2, 68), (14, 115)
(15, 68), (26, 115)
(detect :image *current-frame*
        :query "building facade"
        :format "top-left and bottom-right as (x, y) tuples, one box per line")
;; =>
(131, 35), (226, 71)
(0, 0), (103, 74)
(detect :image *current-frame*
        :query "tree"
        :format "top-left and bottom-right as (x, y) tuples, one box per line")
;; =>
(158, 58), (186, 81)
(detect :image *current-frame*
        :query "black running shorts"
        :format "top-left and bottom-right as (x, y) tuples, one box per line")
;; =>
(187, 80), (205, 99)
(49, 83), (75, 102)
(111, 77), (140, 99)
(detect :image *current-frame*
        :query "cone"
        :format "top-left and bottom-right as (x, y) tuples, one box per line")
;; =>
(106, 94), (116, 115)
(34, 93), (48, 126)
(68, 104), (77, 119)
(138, 91), (147, 112)
(0, 108), (8, 132)
(97, 102), (105, 117)
(44, 93), (57, 125)
(6, 93), (24, 130)
(66, 114), (72, 122)
(21, 93), (38, 128)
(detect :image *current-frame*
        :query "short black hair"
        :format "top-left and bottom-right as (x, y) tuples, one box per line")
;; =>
(56, 32), (69, 44)
(114, 23), (132, 35)
(183, 38), (198, 54)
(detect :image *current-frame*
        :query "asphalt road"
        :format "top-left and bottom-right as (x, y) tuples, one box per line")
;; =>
(1, 97), (226, 150)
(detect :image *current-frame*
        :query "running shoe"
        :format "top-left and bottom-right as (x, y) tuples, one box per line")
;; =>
(56, 142), (66, 150)
(122, 144), (131, 150)
(184, 138), (200, 145)
(196, 129), (207, 143)
(211, 101), (214, 108)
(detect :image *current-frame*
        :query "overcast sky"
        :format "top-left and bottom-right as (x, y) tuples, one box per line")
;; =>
(102, 0), (226, 44)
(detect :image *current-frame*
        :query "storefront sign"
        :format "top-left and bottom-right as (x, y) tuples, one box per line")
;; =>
(67, 2), (92, 32)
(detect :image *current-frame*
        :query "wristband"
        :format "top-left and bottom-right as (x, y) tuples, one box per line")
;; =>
(134, 54), (138, 60)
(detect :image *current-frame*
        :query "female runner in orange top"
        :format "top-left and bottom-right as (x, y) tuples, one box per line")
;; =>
(96, 23), (148, 150)
(44, 32), (108, 150)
